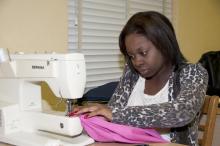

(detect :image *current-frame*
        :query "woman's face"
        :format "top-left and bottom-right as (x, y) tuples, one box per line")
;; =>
(125, 33), (166, 79)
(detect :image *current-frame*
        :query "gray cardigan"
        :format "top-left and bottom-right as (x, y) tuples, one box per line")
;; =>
(108, 63), (208, 146)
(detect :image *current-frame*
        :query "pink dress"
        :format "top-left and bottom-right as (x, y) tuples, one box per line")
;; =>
(79, 115), (168, 144)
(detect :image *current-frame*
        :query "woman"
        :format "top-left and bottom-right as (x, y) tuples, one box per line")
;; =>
(73, 11), (208, 146)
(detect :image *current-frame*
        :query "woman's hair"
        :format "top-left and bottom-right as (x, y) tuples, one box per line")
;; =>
(119, 11), (187, 71)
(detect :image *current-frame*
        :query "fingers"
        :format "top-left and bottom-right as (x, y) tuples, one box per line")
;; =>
(72, 106), (81, 112)
(69, 104), (112, 121)
(70, 104), (99, 116)
(77, 106), (98, 114)
(85, 106), (113, 121)
(86, 109), (99, 117)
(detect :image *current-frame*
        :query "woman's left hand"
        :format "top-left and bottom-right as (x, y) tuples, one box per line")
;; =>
(72, 103), (113, 121)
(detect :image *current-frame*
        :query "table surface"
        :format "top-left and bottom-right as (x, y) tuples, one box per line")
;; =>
(0, 142), (186, 146)
(89, 143), (186, 146)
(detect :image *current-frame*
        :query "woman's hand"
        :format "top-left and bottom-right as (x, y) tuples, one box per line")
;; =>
(72, 103), (113, 121)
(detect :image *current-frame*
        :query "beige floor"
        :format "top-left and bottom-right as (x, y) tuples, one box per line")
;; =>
(213, 115), (220, 146)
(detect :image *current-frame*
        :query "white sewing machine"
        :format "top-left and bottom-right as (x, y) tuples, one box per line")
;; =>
(0, 51), (94, 146)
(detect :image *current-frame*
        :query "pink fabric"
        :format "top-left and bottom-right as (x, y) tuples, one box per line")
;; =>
(79, 115), (168, 144)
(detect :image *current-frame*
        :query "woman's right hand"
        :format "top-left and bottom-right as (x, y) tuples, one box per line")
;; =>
(70, 103), (113, 121)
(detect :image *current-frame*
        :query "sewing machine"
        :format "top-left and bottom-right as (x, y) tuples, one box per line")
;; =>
(0, 52), (94, 146)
